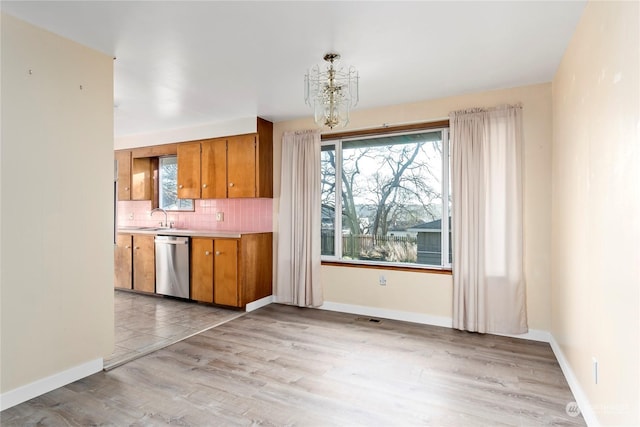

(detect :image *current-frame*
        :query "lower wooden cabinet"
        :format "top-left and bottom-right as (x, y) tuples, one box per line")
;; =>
(114, 234), (133, 289)
(133, 234), (155, 293)
(191, 238), (214, 303)
(213, 239), (238, 306)
(191, 233), (272, 308)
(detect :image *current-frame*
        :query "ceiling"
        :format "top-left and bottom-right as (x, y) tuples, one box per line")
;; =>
(1, 1), (586, 137)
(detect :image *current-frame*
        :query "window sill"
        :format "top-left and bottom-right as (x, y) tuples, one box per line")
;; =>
(321, 260), (452, 275)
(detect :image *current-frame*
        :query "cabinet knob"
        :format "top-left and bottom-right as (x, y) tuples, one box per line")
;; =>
(178, 184), (183, 189)
(202, 184), (208, 188)
(134, 246), (140, 250)
(124, 187), (129, 191)
(205, 251), (211, 256)
(215, 251), (221, 256)
(125, 245), (131, 249)
(229, 182), (234, 187)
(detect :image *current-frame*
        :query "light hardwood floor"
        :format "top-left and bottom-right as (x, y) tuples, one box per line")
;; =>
(107, 291), (244, 369)
(1, 304), (585, 426)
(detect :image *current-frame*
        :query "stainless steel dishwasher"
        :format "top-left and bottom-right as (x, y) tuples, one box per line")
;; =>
(155, 235), (190, 299)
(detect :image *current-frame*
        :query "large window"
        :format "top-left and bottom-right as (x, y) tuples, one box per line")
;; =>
(321, 128), (451, 268)
(159, 156), (194, 211)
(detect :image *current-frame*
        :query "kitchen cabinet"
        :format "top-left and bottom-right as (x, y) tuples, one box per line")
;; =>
(133, 234), (155, 293)
(115, 151), (131, 201)
(191, 238), (214, 303)
(114, 234), (133, 289)
(131, 157), (153, 200)
(213, 239), (238, 306)
(201, 138), (227, 199)
(176, 118), (273, 199)
(176, 141), (201, 199)
(115, 150), (153, 201)
(226, 135), (257, 198)
(190, 233), (272, 308)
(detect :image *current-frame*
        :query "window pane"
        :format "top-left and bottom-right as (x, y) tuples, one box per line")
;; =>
(340, 131), (444, 265)
(159, 156), (194, 211)
(321, 145), (336, 256)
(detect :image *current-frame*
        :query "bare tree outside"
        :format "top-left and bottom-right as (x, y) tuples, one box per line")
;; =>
(321, 131), (446, 264)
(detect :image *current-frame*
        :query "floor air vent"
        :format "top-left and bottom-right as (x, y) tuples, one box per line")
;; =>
(355, 317), (382, 323)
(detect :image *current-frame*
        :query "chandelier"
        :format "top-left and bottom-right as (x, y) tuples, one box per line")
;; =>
(304, 53), (359, 129)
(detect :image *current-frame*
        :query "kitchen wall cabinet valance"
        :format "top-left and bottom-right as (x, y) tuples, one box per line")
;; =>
(177, 118), (273, 199)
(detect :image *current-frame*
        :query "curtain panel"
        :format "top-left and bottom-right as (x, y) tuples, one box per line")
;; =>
(275, 130), (323, 307)
(450, 105), (527, 334)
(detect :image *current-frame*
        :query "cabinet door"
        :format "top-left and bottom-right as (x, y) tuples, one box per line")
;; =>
(131, 157), (153, 200)
(115, 151), (131, 201)
(114, 234), (133, 289)
(177, 142), (201, 199)
(201, 138), (227, 199)
(227, 135), (256, 198)
(191, 238), (214, 303)
(214, 239), (239, 307)
(133, 234), (155, 293)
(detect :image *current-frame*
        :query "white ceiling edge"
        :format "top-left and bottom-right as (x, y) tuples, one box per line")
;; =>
(114, 116), (258, 150)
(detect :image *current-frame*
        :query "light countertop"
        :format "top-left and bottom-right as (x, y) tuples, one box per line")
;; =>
(118, 226), (268, 239)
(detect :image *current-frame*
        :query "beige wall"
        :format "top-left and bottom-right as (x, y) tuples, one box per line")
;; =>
(273, 82), (553, 331)
(551, 1), (639, 425)
(0, 14), (114, 393)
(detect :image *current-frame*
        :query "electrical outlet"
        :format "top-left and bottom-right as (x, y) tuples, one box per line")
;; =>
(128, 213), (134, 220)
(593, 357), (598, 384)
(379, 275), (387, 286)
(216, 212), (224, 222)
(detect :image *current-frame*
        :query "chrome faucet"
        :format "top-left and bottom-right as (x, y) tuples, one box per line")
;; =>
(149, 208), (169, 228)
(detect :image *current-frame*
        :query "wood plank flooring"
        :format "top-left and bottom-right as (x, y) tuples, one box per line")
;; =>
(1, 304), (586, 426)
(106, 291), (244, 369)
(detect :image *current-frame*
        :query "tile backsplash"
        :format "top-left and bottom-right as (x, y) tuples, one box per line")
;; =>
(118, 198), (273, 232)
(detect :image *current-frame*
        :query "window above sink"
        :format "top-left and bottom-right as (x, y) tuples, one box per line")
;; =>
(159, 156), (194, 212)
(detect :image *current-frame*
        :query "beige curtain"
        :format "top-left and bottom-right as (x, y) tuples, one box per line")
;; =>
(450, 105), (527, 334)
(275, 130), (323, 307)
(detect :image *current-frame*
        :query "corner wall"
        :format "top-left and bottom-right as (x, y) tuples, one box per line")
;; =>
(273, 83), (553, 332)
(551, 1), (640, 425)
(0, 13), (114, 405)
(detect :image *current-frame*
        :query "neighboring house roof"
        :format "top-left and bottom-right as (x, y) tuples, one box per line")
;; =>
(406, 217), (452, 232)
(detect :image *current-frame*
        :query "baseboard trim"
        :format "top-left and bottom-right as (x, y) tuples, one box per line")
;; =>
(549, 336), (599, 427)
(245, 295), (273, 312)
(0, 358), (103, 411)
(494, 329), (551, 343)
(318, 301), (453, 328)
(317, 301), (596, 425)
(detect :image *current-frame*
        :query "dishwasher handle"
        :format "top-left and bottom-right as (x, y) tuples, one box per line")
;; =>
(154, 237), (189, 245)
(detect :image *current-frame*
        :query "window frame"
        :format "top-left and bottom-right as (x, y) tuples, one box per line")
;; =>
(158, 155), (195, 212)
(321, 121), (451, 271)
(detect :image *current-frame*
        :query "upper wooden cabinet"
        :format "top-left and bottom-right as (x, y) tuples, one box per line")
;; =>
(131, 157), (153, 200)
(227, 134), (257, 198)
(176, 118), (273, 199)
(201, 138), (227, 199)
(115, 150), (153, 201)
(115, 151), (132, 201)
(177, 142), (202, 199)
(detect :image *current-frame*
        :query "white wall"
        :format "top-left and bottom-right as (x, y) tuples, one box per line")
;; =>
(551, 1), (639, 425)
(273, 83), (553, 332)
(0, 13), (114, 405)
